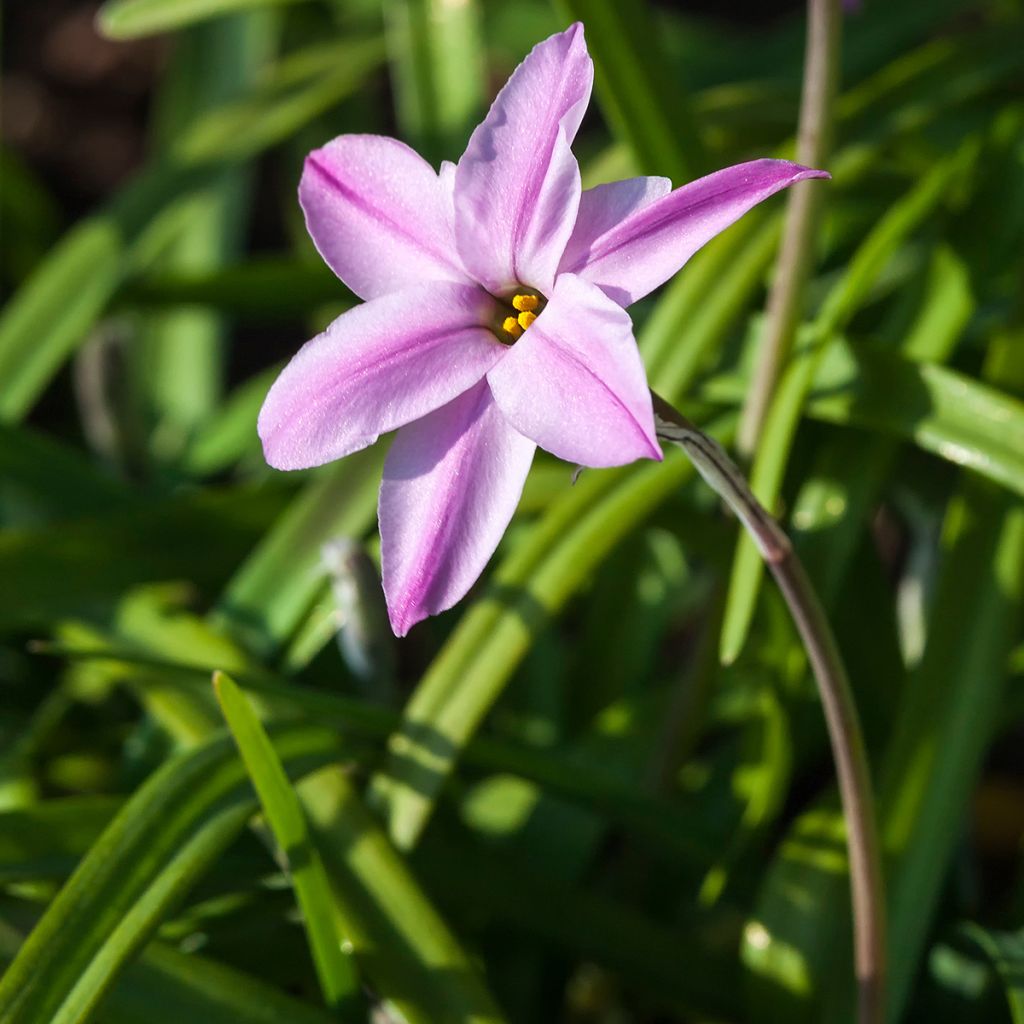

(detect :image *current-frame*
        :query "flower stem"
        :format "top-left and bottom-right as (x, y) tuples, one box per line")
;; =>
(652, 392), (886, 1024)
(736, 0), (840, 459)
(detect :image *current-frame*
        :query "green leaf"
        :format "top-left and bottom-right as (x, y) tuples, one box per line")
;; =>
(98, 0), (306, 39)
(957, 924), (1024, 1024)
(384, 0), (485, 164)
(103, 940), (343, 1024)
(0, 798), (122, 884)
(180, 366), (280, 477)
(213, 448), (384, 659)
(127, 12), (274, 469)
(0, 929), (348, 1024)
(878, 484), (1024, 1022)
(555, 0), (705, 181)
(0, 36), (382, 424)
(213, 672), (358, 1011)
(368, 436), (717, 850)
(298, 766), (509, 1024)
(699, 340), (1024, 503)
(0, 484), (290, 631)
(0, 724), (343, 1024)
(121, 259), (348, 320)
(720, 143), (978, 663)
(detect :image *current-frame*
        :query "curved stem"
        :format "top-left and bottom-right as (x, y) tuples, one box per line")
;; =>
(653, 393), (886, 1024)
(736, 0), (840, 459)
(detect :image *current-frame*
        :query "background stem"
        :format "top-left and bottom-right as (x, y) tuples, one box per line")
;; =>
(653, 393), (887, 1024)
(736, 0), (840, 459)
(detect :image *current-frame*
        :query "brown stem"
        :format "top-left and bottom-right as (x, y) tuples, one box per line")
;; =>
(653, 392), (886, 1024)
(736, 0), (840, 458)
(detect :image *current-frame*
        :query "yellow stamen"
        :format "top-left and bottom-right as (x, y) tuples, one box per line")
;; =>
(517, 310), (537, 330)
(512, 293), (539, 312)
(502, 316), (523, 339)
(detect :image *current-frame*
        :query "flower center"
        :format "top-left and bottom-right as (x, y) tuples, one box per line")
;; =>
(500, 292), (541, 341)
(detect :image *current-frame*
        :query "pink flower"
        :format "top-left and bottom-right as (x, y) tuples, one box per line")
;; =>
(258, 22), (828, 636)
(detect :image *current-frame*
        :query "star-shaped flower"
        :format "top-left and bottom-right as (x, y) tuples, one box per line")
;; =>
(258, 22), (827, 635)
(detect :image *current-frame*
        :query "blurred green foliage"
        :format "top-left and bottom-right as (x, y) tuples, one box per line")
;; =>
(1, 0), (1024, 1021)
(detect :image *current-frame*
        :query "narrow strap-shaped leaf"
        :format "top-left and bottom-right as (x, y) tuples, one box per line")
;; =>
(98, 0), (307, 39)
(298, 766), (509, 1024)
(384, 0), (485, 164)
(0, 725), (342, 1024)
(126, 11), (274, 469)
(0, 928), (340, 1024)
(957, 924), (1024, 1024)
(556, 0), (705, 181)
(213, 673), (358, 1012)
(212, 447), (383, 659)
(720, 143), (977, 662)
(698, 339), (1024, 503)
(368, 429), (728, 849)
(0, 37), (382, 424)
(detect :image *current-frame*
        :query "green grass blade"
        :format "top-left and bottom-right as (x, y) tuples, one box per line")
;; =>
(556, 0), (705, 181)
(384, 0), (485, 164)
(805, 344), (1024, 499)
(958, 924), (1024, 1024)
(127, 12), (274, 469)
(719, 144), (977, 663)
(213, 448), (383, 659)
(32, 638), (716, 865)
(700, 340), (1024, 502)
(0, 37), (382, 424)
(121, 258), (347, 319)
(103, 941), (343, 1024)
(0, 927), (342, 1024)
(368, 431), (727, 849)
(0, 725), (342, 1024)
(298, 766), (509, 1024)
(213, 672), (358, 1011)
(98, 0), (305, 38)
(0, 484), (290, 631)
(879, 482), (1024, 1023)
(180, 366), (280, 476)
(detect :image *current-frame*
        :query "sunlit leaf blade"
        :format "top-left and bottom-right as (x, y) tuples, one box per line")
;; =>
(957, 924), (1024, 1024)
(0, 930), (342, 1024)
(369, 440), (713, 850)
(720, 143), (978, 663)
(384, 0), (485, 163)
(700, 340), (1024, 502)
(0, 37), (382, 424)
(556, 0), (705, 181)
(127, 12), (274, 469)
(298, 767), (509, 1023)
(213, 672), (358, 1011)
(98, 0), (306, 39)
(0, 726), (343, 1024)
(213, 448), (383, 659)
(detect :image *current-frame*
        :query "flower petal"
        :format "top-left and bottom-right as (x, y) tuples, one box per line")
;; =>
(564, 159), (830, 306)
(379, 381), (536, 635)
(558, 175), (671, 275)
(487, 274), (661, 468)
(300, 134), (471, 300)
(258, 283), (504, 470)
(454, 23), (593, 296)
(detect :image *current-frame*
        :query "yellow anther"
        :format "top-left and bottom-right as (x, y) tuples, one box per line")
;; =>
(517, 310), (537, 330)
(502, 316), (523, 338)
(512, 293), (539, 312)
